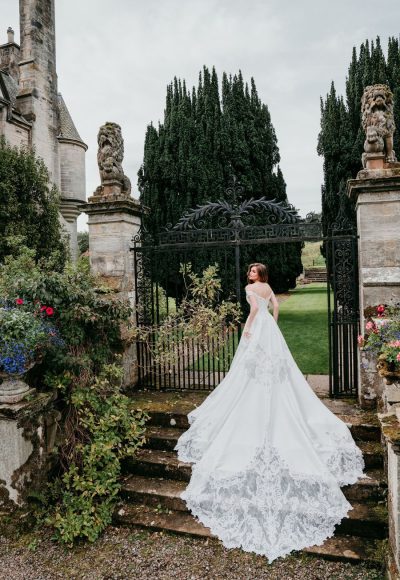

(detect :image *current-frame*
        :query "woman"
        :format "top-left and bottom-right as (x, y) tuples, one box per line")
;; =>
(175, 263), (364, 562)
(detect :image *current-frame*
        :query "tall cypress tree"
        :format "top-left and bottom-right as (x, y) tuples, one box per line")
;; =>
(138, 67), (302, 293)
(319, 37), (400, 237)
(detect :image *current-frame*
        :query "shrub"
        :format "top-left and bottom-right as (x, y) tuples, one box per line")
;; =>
(134, 263), (242, 366)
(0, 138), (68, 266)
(0, 246), (147, 544)
(0, 299), (63, 374)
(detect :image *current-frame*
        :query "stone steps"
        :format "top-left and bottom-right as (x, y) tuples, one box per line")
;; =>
(142, 426), (383, 468)
(120, 391), (387, 566)
(123, 448), (387, 501)
(114, 503), (384, 565)
(124, 449), (387, 501)
(143, 409), (382, 442)
(304, 268), (328, 282)
(120, 474), (388, 540)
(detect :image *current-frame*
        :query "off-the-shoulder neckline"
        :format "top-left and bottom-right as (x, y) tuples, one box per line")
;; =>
(246, 288), (273, 302)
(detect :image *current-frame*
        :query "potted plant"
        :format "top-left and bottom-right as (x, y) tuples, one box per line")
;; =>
(0, 298), (63, 403)
(359, 303), (400, 384)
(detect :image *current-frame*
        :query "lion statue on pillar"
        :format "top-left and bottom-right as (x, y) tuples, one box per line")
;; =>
(96, 122), (131, 196)
(361, 84), (397, 167)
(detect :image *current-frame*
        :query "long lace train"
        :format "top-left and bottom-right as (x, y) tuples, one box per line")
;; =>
(175, 289), (365, 561)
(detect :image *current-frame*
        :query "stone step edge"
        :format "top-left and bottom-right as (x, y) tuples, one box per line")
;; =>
(144, 426), (383, 450)
(142, 430), (383, 464)
(141, 411), (381, 440)
(126, 449), (387, 481)
(114, 503), (383, 565)
(120, 475), (388, 535)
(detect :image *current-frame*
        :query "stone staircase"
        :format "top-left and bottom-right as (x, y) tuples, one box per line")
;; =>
(115, 392), (388, 566)
(304, 267), (328, 283)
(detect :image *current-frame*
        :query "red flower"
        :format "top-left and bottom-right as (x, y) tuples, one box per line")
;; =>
(45, 307), (54, 316)
(15, 298), (24, 305)
(377, 304), (385, 317)
(40, 305), (47, 312)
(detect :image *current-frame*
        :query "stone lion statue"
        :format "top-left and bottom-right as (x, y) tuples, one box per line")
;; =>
(97, 122), (131, 195)
(361, 84), (397, 165)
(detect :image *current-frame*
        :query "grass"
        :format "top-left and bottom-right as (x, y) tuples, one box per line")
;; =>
(279, 283), (329, 374)
(194, 283), (329, 375)
(301, 241), (326, 269)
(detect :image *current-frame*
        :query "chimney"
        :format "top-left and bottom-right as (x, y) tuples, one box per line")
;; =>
(0, 27), (20, 80)
(7, 27), (15, 44)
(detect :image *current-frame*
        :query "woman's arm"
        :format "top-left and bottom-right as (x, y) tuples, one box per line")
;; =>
(243, 293), (259, 338)
(270, 291), (279, 322)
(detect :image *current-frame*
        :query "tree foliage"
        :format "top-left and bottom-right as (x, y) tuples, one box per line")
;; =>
(318, 37), (400, 238)
(0, 138), (68, 266)
(138, 67), (302, 293)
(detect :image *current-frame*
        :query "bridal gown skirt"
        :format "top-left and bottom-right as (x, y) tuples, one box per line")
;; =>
(174, 291), (365, 562)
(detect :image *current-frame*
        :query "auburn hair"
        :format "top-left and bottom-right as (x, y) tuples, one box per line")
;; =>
(247, 263), (268, 283)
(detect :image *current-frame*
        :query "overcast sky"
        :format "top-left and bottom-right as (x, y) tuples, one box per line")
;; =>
(2, 0), (400, 229)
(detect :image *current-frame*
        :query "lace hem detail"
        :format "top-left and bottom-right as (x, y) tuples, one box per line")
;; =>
(175, 421), (365, 487)
(180, 445), (355, 562)
(323, 431), (365, 486)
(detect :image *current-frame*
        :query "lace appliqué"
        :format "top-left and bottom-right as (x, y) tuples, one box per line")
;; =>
(180, 445), (355, 563)
(323, 431), (365, 486)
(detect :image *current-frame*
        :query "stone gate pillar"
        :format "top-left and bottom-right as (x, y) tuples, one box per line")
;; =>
(348, 169), (400, 320)
(347, 85), (400, 408)
(347, 84), (400, 577)
(82, 122), (142, 387)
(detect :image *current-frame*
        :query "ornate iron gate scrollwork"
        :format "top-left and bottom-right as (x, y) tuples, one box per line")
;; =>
(132, 187), (359, 397)
(326, 199), (359, 397)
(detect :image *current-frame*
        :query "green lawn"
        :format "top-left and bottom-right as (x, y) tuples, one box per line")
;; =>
(194, 283), (329, 375)
(279, 283), (329, 374)
(301, 242), (326, 269)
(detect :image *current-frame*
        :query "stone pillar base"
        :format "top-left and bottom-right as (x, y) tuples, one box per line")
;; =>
(0, 392), (58, 506)
(81, 195), (142, 388)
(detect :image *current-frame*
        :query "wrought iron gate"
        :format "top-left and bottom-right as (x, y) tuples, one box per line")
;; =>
(132, 189), (359, 397)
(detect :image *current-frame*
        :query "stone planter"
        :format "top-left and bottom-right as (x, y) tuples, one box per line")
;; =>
(377, 357), (400, 386)
(0, 364), (36, 404)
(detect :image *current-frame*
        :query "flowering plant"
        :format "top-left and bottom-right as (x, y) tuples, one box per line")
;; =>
(0, 298), (63, 375)
(358, 304), (400, 379)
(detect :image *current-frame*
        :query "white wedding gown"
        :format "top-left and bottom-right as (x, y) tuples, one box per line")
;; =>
(175, 288), (365, 562)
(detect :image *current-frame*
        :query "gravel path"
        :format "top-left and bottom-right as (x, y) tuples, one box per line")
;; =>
(0, 526), (384, 580)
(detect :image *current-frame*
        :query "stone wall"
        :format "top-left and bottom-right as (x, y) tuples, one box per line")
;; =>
(0, 112), (30, 148)
(0, 393), (58, 505)
(349, 171), (400, 322)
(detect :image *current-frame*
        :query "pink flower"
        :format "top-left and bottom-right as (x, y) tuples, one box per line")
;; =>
(40, 305), (47, 312)
(357, 335), (365, 346)
(15, 298), (24, 305)
(365, 321), (374, 331)
(389, 340), (400, 348)
(45, 307), (54, 316)
(397, 352), (400, 363)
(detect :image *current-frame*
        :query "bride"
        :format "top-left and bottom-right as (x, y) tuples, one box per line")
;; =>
(175, 262), (365, 562)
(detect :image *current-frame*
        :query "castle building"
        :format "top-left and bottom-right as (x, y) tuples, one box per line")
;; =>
(0, 0), (87, 259)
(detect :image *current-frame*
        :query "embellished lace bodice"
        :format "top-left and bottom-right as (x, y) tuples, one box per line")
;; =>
(245, 288), (273, 311)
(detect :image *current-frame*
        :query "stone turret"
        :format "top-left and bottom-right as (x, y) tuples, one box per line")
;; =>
(0, 1), (87, 261)
(17, 0), (60, 183)
(57, 93), (87, 259)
